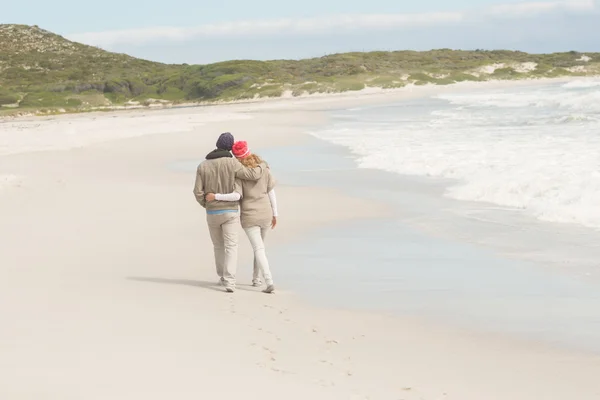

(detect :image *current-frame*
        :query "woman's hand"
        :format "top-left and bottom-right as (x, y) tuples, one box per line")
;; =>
(271, 216), (277, 229)
(205, 193), (216, 202)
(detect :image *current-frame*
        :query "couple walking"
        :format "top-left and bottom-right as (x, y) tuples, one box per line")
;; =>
(193, 132), (278, 294)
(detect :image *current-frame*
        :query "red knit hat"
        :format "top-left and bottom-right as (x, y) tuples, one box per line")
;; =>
(232, 141), (251, 158)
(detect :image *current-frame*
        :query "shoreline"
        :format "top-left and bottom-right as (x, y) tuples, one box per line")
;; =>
(2, 83), (600, 398)
(293, 77), (600, 282)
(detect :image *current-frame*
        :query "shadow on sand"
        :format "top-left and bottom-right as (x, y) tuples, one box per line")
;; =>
(127, 276), (257, 293)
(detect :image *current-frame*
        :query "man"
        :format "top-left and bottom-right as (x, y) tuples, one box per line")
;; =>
(193, 132), (264, 293)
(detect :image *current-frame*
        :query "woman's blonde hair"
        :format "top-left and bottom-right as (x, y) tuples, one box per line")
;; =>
(238, 153), (264, 168)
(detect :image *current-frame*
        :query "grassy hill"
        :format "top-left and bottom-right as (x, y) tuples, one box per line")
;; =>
(1, 24), (600, 115)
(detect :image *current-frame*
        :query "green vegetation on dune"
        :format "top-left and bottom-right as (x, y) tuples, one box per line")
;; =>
(1, 24), (600, 115)
(0, 90), (20, 105)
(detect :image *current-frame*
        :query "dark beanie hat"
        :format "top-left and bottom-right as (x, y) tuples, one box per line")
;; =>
(216, 132), (234, 151)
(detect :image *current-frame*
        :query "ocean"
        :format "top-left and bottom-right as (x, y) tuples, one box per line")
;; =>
(311, 79), (600, 230)
(256, 80), (600, 353)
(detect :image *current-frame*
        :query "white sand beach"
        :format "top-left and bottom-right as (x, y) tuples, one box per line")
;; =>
(2, 84), (600, 399)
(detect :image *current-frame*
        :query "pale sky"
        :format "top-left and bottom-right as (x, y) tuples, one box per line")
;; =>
(2, 0), (598, 64)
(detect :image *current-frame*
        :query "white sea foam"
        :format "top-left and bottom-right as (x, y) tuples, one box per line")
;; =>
(0, 109), (251, 156)
(313, 80), (600, 230)
(437, 88), (600, 112)
(562, 79), (600, 89)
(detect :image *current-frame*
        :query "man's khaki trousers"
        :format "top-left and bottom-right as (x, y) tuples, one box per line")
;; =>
(206, 212), (239, 288)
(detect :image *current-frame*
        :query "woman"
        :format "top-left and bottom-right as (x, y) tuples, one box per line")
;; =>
(206, 141), (278, 294)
